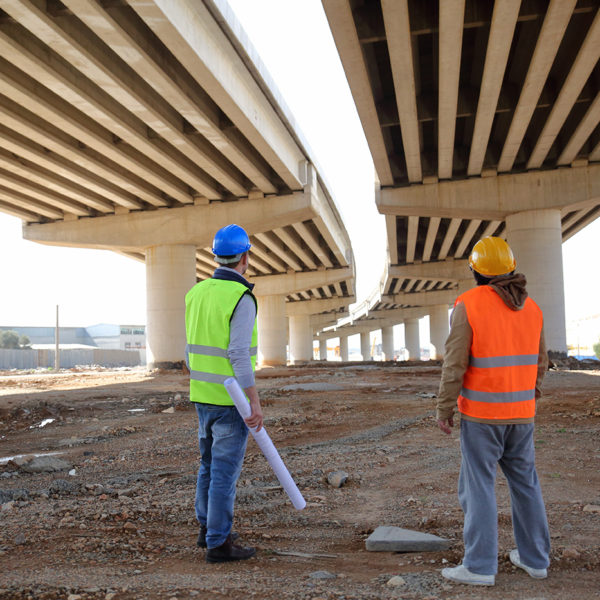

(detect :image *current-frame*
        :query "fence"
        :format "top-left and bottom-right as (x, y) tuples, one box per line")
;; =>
(0, 348), (142, 370)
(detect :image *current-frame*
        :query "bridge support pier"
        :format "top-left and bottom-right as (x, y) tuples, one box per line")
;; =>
(319, 338), (328, 361)
(405, 318), (420, 360)
(146, 244), (196, 369)
(506, 208), (567, 356)
(339, 335), (349, 361)
(457, 278), (474, 296)
(429, 305), (450, 359)
(257, 295), (287, 366)
(289, 314), (312, 363)
(382, 326), (394, 360)
(360, 331), (371, 361)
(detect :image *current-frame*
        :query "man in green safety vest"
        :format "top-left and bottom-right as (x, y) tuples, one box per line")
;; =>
(185, 223), (264, 563)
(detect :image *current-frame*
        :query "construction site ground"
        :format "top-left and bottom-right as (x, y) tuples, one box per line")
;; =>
(0, 363), (598, 600)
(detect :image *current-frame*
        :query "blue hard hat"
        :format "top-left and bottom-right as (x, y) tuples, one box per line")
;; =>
(212, 224), (251, 256)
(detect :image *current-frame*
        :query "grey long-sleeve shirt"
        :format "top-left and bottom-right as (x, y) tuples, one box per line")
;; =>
(220, 267), (257, 389)
(228, 292), (256, 388)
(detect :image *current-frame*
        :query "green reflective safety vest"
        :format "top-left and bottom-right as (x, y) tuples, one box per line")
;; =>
(185, 277), (258, 405)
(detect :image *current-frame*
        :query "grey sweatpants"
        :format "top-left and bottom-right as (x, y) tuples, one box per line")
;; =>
(459, 419), (550, 575)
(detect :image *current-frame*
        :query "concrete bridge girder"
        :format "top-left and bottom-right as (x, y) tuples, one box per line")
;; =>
(128, 0), (307, 191)
(287, 296), (354, 317)
(23, 189), (355, 367)
(22, 193), (312, 251)
(376, 164), (600, 221)
(382, 288), (459, 308)
(253, 267), (352, 297)
(304, 164), (354, 268)
(388, 261), (469, 283)
(311, 311), (348, 330)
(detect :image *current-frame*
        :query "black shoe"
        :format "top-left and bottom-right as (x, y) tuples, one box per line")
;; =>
(197, 525), (239, 548)
(205, 534), (256, 563)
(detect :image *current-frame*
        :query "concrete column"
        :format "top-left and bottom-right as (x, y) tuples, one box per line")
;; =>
(319, 338), (327, 361)
(429, 304), (450, 359)
(506, 209), (567, 355)
(451, 279), (474, 324)
(360, 331), (371, 361)
(257, 295), (288, 366)
(339, 335), (349, 361)
(457, 278), (474, 296)
(382, 326), (394, 360)
(289, 314), (312, 364)
(146, 244), (196, 369)
(405, 318), (420, 360)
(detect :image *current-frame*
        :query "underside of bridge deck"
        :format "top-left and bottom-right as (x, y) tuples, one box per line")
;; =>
(0, 0), (357, 366)
(323, 0), (600, 356)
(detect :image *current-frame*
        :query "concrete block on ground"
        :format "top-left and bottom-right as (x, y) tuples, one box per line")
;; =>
(15, 455), (72, 473)
(366, 525), (451, 552)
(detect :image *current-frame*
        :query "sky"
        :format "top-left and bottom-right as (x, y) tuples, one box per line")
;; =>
(0, 0), (598, 350)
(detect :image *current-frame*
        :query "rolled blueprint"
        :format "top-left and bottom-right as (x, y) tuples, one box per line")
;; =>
(224, 377), (306, 510)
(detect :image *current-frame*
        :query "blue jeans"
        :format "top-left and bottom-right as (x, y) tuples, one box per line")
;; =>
(459, 419), (550, 575)
(195, 403), (249, 549)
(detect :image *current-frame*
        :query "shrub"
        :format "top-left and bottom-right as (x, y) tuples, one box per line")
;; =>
(0, 330), (20, 349)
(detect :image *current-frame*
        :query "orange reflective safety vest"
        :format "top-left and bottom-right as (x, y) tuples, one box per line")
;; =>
(456, 285), (543, 421)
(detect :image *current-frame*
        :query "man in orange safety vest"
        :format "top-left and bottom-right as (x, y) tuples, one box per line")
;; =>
(436, 236), (550, 587)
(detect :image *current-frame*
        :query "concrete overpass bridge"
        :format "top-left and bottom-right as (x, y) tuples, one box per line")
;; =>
(0, 0), (356, 367)
(321, 0), (600, 359)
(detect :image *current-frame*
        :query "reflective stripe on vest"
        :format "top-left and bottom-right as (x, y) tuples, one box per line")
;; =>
(185, 278), (257, 406)
(187, 345), (258, 385)
(456, 285), (542, 421)
(186, 344), (258, 359)
(460, 387), (536, 403)
(469, 354), (538, 368)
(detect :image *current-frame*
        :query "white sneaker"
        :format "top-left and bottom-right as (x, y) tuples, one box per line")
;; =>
(509, 549), (548, 579)
(441, 564), (495, 586)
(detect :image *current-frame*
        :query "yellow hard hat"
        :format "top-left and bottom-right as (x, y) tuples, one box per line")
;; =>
(468, 236), (516, 277)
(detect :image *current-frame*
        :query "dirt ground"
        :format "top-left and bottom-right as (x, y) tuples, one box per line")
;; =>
(0, 362), (598, 600)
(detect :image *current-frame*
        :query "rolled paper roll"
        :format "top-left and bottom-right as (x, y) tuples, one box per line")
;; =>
(224, 377), (306, 510)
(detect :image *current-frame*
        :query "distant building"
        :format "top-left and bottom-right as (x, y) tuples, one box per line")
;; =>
(85, 324), (146, 358)
(0, 324), (146, 363)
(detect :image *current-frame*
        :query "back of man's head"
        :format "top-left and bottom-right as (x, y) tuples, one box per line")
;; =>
(212, 224), (251, 265)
